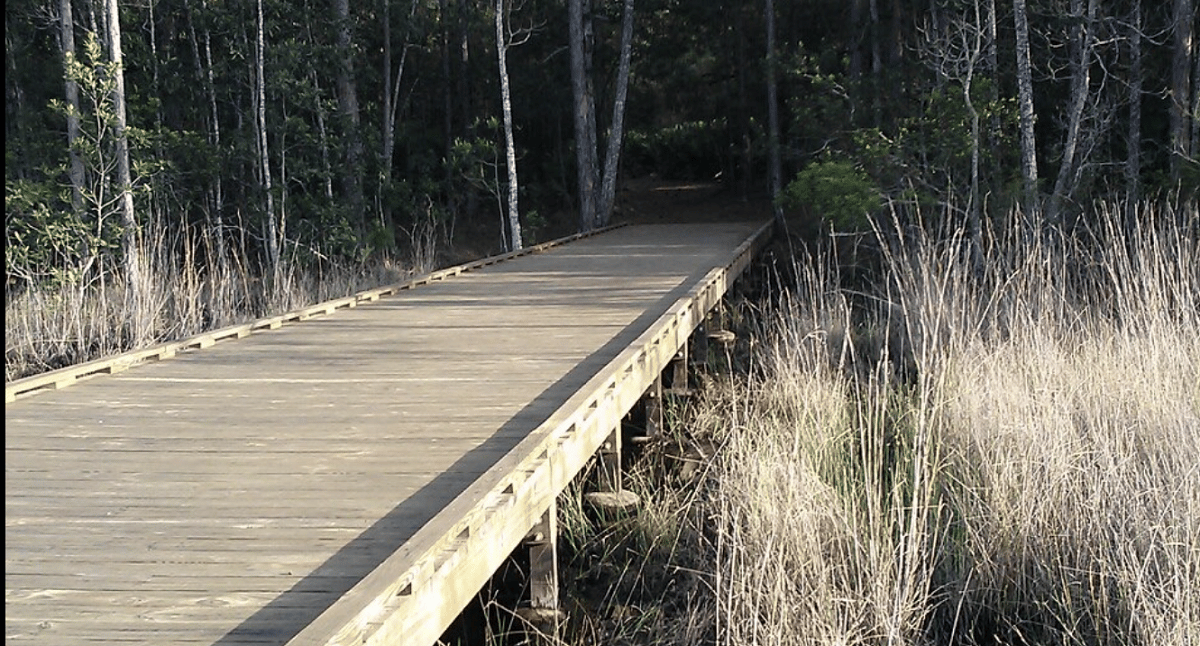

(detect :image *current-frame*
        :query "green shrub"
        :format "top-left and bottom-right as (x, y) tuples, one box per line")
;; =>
(781, 159), (881, 232)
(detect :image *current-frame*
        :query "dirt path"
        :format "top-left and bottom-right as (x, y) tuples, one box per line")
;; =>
(613, 175), (772, 226)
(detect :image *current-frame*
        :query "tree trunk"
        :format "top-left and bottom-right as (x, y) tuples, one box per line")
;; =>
(312, 73), (335, 201)
(985, 0), (1001, 182)
(147, 0), (163, 139)
(962, 1), (982, 258)
(278, 98), (289, 276)
(105, 0), (143, 318)
(1192, 37), (1200, 169)
(59, 0), (85, 214)
(459, 0), (471, 141)
(568, 0), (599, 231)
(889, 0), (903, 66)
(868, 0), (881, 77)
(984, 0), (997, 77)
(1047, 0), (1096, 225)
(381, 0), (393, 228)
(849, 0), (864, 80)
(967, 92), (981, 252)
(1169, 0), (1194, 182)
(737, 6), (752, 196)
(495, 0), (522, 250)
(868, 0), (883, 126)
(1126, 0), (1142, 220)
(255, 0), (278, 280)
(596, 0), (635, 227)
(440, 0), (453, 164)
(765, 0), (783, 222)
(380, 0), (419, 230)
(1012, 0), (1039, 219)
(458, 0), (477, 219)
(191, 0), (225, 264)
(333, 0), (365, 240)
(1193, 40), (1200, 161)
(146, 0), (165, 234)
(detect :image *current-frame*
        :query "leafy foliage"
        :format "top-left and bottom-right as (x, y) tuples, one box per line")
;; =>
(7, 33), (129, 287)
(781, 159), (880, 232)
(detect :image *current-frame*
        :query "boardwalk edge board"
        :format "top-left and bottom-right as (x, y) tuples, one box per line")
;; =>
(284, 219), (775, 646)
(3, 224), (626, 404)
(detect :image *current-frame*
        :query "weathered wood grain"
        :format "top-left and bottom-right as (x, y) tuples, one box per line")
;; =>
(4, 221), (772, 646)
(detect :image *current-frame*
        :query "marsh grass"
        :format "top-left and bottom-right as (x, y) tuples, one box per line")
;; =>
(559, 203), (1198, 645)
(5, 222), (433, 381)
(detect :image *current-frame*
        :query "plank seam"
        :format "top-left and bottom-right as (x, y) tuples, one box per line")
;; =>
(284, 219), (775, 646)
(4, 224), (628, 403)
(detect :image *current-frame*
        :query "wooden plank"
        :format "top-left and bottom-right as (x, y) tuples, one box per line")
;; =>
(4, 225), (626, 403)
(286, 220), (774, 646)
(4, 221), (773, 646)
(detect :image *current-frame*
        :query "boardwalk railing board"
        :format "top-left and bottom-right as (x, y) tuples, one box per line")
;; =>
(285, 219), (775, 646)
(4, 225), (625, 403)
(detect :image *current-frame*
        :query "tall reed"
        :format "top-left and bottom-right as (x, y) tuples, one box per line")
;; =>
(4, 221), (423, 381)
(571, 203), (1197, 645)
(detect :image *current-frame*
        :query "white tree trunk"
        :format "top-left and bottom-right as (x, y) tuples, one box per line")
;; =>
(279, 99), (289, 273)
(1169, 0), (1194, 181)
(985, 0), (997, 75)
(381, 0), (419, 228)
(1192, 37), (1200, 168)
(1047, 0), (1097, 225)
(184, 0), (223, 261)
(962, 4), (982, 257)
(1012, 0), (1039, 219)
(185, 0), (225, 265)
(381, 0), (393, 227)
(105, 0), (143, 316)
(255, 0), (278, 279)
(985, 0), (1000, 181)
(201, 4), (224, 264)
(597, 0), (635, 227)
(495, 0), (522, 250)
(311, 73), (335, 201)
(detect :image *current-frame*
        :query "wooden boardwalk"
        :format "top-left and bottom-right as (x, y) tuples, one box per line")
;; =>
(5, 221), (771, 646)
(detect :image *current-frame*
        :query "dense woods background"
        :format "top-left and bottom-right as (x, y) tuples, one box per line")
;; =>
(5, 0), (1197, 303)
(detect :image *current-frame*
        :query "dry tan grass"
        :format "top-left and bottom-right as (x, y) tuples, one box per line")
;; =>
(4, 223), (419, 381)
(563, 203), (1197, 645)
(706, 204), (1197, 645)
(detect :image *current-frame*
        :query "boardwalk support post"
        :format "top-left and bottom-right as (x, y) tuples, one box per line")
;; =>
(692, 321), (709, 376)
(665, 345), (690, 397)
(516, 502), (563, 638)
(584, 426), (639, 512)
(631, 376), (663, 445)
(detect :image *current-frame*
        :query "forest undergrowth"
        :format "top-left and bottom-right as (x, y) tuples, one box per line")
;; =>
(545, 203), (1199, 646)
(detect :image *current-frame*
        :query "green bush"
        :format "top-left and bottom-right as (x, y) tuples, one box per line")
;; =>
(780, 159), (881, 232)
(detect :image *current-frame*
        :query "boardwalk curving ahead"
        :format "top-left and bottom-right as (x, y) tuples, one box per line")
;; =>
(5, 221), (771, 646)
